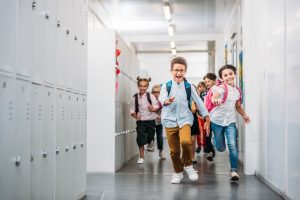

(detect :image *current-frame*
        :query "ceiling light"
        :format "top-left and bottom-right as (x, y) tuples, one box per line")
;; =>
(168, 25), (174, 37)
(171, 48), (176, 56)
(170, 41), (176, 49)
(163, 3), (171, 20)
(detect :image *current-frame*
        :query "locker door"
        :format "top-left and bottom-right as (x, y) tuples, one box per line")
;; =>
(55, 89), (66, 200)
(41, 86), (55, 200)
(30, 84), (43, 200)
(0, 76), (16, 200)
(79, 94), (87, 195)
(64, 91), (74, 200)
(41, 0), (57, 84)
(14, 79), (31, 200)
(0, 1), (17, 73)
(55, 0), (67, 87)
(16, 0), (33, 77)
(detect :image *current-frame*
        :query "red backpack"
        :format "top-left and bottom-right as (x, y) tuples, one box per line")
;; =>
(204, 83), (242, 112)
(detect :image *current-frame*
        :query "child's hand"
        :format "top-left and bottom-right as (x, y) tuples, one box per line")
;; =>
(136, 113), (141, 120)
(212, 98), (222, 105)
(203, 116), (211, 136)
(148, 105), (157, 112)
(164, 96), (175, 105)
(243, 115), (251, 124)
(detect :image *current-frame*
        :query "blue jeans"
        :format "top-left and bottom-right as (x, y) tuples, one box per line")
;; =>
(211, 122), (238, 172)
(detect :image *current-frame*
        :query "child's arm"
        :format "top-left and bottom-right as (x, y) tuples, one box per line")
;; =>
(129, 97), (141, 120)
(236, 101), (250, 124)
(191, 87), (210, 134)
(159, 83), (175, 106)
(148, 94), (159, 112)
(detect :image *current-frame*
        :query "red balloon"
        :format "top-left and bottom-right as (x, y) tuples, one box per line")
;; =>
(116, 49), (121, 57)
(115, 67), (121, 75)
(116, 61), (119, 66)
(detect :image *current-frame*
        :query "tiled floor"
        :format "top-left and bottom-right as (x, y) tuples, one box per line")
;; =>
(86, 142), (283, 200)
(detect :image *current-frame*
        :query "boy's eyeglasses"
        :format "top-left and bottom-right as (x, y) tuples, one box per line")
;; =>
(152, 91), (160, 94)
(172, 69), (186, 73)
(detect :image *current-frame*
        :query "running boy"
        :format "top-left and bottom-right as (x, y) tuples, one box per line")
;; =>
(159, 57), (210, 184)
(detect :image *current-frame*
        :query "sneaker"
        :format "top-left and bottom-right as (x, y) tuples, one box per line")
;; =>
(195, 147), (201, 153)
(159, 151), (166, 160)
(137, 158), (144, 164)
(192, 159), (197, 164)
(171, 172), (183, 184)
(230, 171), (239, 181)
(206, 152), (214, 161)
(147, 141), (154, 152)
(184, 165), (198, 181)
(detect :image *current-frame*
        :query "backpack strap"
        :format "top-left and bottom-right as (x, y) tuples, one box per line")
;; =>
(221, 83), (228, 103)
(166, 80), (172, 96)
(146, 92), (152, 105)
(184, 81), (192, 110)
(133, 93), (139, 114)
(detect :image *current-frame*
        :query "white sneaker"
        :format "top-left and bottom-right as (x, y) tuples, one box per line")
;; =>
(147, 141), (154, 152)
(137, 158), (144, 164)
(184, 165), (198, 181)
(230, 171), (239, 181)
(159, 151), (166, 160)
(171, 172), (183, 184)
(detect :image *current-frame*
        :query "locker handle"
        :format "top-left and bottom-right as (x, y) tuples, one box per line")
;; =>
(42, 151), (47, 158)
(32, 1), (36, 10)
(30, 154), (34, 162)
(65, 146), (69, 152)
(56, 148), (60, 155)
(73, 145), (76, 150)
(80, 142), (84, 148)
(15, 156), (21, 166)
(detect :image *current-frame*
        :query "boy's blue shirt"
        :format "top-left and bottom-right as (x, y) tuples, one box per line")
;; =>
(159, 80), (209, 128)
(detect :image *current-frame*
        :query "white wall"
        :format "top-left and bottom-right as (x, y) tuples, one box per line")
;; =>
(242, 0), (300, 199)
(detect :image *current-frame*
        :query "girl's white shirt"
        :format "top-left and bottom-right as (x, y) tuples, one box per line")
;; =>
(210, 84), (240, 126)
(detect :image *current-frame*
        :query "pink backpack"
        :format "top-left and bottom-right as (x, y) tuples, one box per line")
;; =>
(205, 83), (242, 112)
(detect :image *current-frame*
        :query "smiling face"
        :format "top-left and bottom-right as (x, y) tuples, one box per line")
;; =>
(138, 80), (149, 94)
(204, 78), (215, 89)
(221, 68), (236, 86)
(171, 63), (186, 83)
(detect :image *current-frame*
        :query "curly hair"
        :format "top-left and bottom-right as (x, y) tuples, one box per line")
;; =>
(203, 73), (217, 81)
(136, 76), (151, 87)
(170, 57), (188, 70)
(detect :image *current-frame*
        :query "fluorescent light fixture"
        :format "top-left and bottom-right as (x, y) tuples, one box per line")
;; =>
(163, 3), (171, 20)
(170, 41), (176, 49)
(168, 25), (174, 37)
(171, 48), (176, 56)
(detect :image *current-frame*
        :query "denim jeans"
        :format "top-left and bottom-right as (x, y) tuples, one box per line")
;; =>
(211, 122), (238, 172)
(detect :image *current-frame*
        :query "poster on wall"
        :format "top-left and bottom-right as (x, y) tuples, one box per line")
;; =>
(238, 51), (244, 104)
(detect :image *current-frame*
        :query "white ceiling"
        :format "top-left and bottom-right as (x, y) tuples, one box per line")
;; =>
(99, 0), (237, 80)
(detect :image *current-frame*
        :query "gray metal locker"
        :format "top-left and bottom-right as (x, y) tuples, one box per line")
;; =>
(0, 1), (17, 73)
(0, 75), (17, 200)
(41, 86), (55, 200)
(30, 83), (43, 200)
(79, 94), (87, 197)
(14, 79), (31, 200)
(16, 0), (33, 77)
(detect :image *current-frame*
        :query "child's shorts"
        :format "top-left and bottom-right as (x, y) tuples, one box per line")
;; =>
(136, 120), (156, 147)
(191, 113), (200, 136)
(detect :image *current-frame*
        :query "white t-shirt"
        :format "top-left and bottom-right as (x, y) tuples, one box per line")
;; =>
(210, 84), (240, 126)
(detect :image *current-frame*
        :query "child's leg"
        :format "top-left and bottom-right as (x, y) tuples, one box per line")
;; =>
(224, 123), (238, 172)
(179, 125), (193, 167)
(136, 121), (148, 158)
(191, 135), (197, 160)
(156, 124), (163, 151)
(165, 126), (183, 173)
(139, 146), (145, 158)
(210, 122), (226, 152)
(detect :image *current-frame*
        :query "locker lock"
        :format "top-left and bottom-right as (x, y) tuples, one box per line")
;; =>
(15, 156), (21, 166)
(57, 21), (61, 27)
(56, 148), (60, 155)
(42, 151), (47, 158)
(74, 36), (77, 41)
(66, 29), (70, 35)
(2, 82), (6, 88)
(65, 146), (69, 152)
(81, 41), (85, 46)
(73, 145), (77, 150)
(80, 142), (84, 148)
(32, 1), (36, 10)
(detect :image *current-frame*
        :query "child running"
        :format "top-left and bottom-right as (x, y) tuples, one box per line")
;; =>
(130, 77), (159, 164)
(151, 84), (166, 159)
(159, 57), (210, 184)
(209, 65), (250, 181)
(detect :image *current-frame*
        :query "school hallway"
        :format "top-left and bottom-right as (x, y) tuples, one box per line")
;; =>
(1, 0), (300, 200)
(86, 141), (282, 200)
